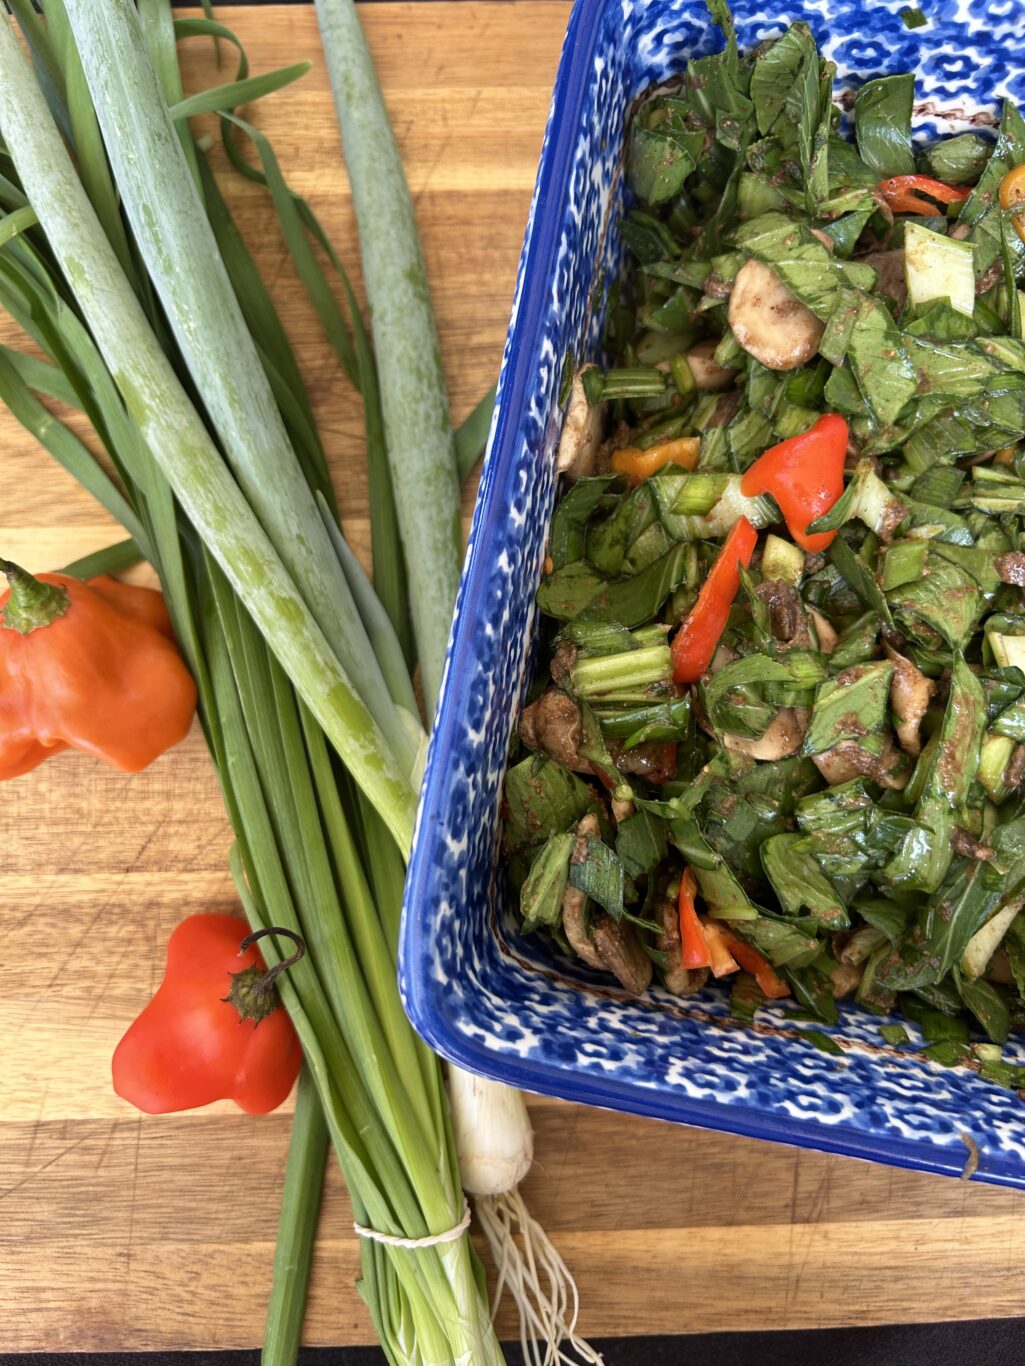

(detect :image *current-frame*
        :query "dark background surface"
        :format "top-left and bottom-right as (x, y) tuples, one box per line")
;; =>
(24, 3), (1022, 1364)
(6, 1320), (1025, 1365)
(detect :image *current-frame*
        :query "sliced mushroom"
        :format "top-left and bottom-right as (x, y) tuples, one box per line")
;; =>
(518, 689), (586, 770)
(561, 817), (653, 996)
(756, 579), (810, 647)
(591, 915), (653, 997)
(859, 249), (906, 311)
(977, 259), (1004, 297)
(685, 339), (738, 391)
(710, 642), (739, 673)
(807, 607), (838, 655)
(561, 814), (605, 971)
(656, 898), (710, 997)
(1008, 744), (1025, 790)
(609, 738), (677, 783)
(556, 367), (604, 481)
(810, 228), (836, 253)
(829, 960), (864, 999)
(884, 643), (935, 758)
(987, 947), (1016, 987)
(996, 552), (1025, 588)
(561, 887), (605, 971)
(706, 389), (741, 429)
(549, 639), (578, 683)
(704, 272), (733, 300)
(951, 826), (995, 862)
(722, 707), (810, 760)
(728, 259), (825, 371)
(611, 796), (635, 823)
(812, 736), (909, 790)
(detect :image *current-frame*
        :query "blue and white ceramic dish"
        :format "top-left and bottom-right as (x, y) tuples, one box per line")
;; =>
(401, 0), (1025, 1187)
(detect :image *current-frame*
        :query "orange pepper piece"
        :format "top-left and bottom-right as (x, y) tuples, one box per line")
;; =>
(700, 917), (741, 978)
(611, 436), (700, 486)
(1000, 164), (1025, 244)
(717, 926), (791, 999)
(879, 174), (970, 217)
(0, 562), (197, 779)
(678, 868), (711, 969)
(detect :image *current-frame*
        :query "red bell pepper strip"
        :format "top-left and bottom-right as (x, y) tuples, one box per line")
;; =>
(717, 926), (791, 999)
(878, 174), (970, 217)
(671, 515), (757, 684)
(740, 413), (848, 553)
(678, 868), (711, 969)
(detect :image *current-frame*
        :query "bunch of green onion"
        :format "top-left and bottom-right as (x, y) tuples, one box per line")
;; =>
(0, 2), (599, 1363)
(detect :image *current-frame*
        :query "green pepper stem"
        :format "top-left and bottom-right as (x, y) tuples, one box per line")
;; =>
(239, 925), (308, 997)
(225, 924), (307, 1025)
(0, 559), (70, 634)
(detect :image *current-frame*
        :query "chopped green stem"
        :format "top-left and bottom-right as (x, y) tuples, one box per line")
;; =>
(598, 367), (669, 400)
(636, 411), (694, 449)
(571, 643), (673, 698)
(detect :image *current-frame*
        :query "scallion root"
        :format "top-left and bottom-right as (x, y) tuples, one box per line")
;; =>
(475, 1185), (604, 1366)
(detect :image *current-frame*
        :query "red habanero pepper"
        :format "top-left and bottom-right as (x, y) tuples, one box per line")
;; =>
(878, 174), (970, 217)
(0, 562), (196, 780)
(716, 926), (791, 1000)
(671, 516), (757, 684)
(678, 869), (711, 969)
(740, 413), (849, 553)
(112, 914), (303, 1115)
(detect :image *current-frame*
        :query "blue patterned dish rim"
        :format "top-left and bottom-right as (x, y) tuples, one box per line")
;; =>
(400, 0), (1025, 1187)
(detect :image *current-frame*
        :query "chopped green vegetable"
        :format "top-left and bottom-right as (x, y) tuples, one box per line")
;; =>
(520, 833), (575, 931)
(900, 7), (928, 30)
(855, 74), (915, 179)
(905, 223), (976, 319)
(617, 809), (669, 879)
(499, 1), (1025, 1061)
(568, 837), (627, 921)
(804, 661), (893, 755)
(761, 833), (849, 928)
(503, 756), (597, 857)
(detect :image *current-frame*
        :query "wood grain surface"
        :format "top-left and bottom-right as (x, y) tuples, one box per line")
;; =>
(2, 3), (1025, 1353)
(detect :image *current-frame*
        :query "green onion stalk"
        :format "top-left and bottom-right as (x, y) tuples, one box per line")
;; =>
(314, 4), (601, 1363)
(0, 4), (498, 1363)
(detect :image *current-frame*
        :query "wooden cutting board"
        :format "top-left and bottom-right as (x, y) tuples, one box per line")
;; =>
(2, 3), (1025, 1352)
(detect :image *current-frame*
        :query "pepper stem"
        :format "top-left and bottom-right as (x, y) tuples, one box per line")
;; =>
(224, 926), (307, 1024)
(1, 559), (70, 634)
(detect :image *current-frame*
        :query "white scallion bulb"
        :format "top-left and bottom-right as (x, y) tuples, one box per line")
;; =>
(446, 1066), (534, 1196)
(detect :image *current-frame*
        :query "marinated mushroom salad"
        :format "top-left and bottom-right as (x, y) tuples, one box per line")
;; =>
(500, 3), (1025, 1077)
